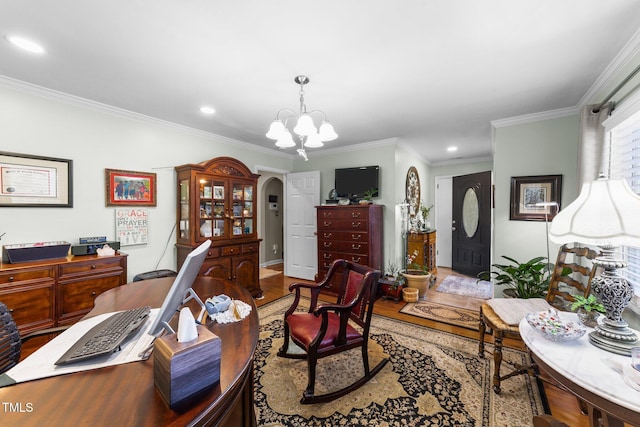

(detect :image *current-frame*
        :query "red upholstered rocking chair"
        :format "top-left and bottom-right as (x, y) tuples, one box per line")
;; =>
(277, 259), (388, 404)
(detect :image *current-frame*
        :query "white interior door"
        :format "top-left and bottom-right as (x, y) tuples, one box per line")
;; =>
(284, 171), (320, 280)
(435, 176), (452, 268)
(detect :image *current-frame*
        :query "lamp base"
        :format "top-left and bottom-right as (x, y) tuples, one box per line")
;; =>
(589, 321), (638, 356)
(588, 255), (637, 356)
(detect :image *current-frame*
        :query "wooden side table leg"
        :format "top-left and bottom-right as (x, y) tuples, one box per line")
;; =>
(478, 308), (486, 357)
(492, 330), (504, 394)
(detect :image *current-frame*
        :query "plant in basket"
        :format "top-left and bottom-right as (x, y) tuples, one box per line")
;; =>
(570, 294), (605, 327)
(381, 260), (405, 302)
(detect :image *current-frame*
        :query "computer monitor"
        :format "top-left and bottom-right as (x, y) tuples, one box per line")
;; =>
(146, 239), (211, 337)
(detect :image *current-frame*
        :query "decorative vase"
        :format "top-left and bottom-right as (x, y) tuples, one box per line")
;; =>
(401, 270), (431, 300)
(577, 309), (601, 328)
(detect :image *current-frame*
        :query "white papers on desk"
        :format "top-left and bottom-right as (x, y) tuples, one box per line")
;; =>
(1, 309), (159, 387)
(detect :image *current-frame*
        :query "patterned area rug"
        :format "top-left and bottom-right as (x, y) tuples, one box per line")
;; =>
(400, 300), (481, 331)
(436, 275), (494, 299)
(255, 296), (543, 426)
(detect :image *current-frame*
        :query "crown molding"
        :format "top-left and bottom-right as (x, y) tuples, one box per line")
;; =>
(578, 27), (640, 108)
(490, 106), (578, 129)
(0, 74), (290, 158)
(492, 28), (640, 130)
(429, 155), (493, 168)
(395, 139), (429, 164)
(307, 137), (399, 158)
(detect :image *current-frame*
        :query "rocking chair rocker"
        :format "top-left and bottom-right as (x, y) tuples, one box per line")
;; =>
(277, 259), (388, 404)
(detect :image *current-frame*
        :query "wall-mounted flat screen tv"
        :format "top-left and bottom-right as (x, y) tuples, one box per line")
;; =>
(334, 166), (379, 201)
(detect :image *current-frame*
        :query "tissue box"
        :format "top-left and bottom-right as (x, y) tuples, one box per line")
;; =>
(153, 325), (221, 408)
(2, 241), (70, 263)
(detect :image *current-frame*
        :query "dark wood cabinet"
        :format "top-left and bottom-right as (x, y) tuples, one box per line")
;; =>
(316, 204), (383, 295)
(406, 231), (437, 277)
(175, 157), (262, 298)
(0, 253), (128, 335)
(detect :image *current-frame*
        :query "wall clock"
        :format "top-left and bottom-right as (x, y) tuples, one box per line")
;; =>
(405, 166), (420, 216)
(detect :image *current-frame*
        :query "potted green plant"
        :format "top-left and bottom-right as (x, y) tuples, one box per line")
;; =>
(570, 294), (605, 327)
(477, 255), (557, 299)
(401, 249), (432, 300)
(360, 188), (376, 204)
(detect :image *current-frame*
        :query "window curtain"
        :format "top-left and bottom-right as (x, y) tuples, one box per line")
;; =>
(576, 102), (613, 188)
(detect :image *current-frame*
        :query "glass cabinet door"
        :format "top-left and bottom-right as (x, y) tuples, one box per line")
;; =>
(179, 179), (190, 240)
(199, 176), (227, 240)
(231, 181), (255, 237)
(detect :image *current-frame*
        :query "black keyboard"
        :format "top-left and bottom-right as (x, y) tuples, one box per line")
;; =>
(55, 306), (151, 366)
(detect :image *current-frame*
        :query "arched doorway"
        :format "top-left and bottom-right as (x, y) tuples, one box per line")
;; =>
(258, 174), (284, 267)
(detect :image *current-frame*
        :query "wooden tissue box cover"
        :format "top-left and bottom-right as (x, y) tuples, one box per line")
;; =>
(153, 325), (221, 408)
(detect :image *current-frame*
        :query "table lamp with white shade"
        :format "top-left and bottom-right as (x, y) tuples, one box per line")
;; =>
(549, 174), (640, 355)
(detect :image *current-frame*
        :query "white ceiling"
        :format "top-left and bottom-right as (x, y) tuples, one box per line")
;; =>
(2, 1), (640, 164)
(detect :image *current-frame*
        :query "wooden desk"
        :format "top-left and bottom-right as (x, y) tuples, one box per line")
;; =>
(520, 314), (640, 427)
(0, 277), (258, 427)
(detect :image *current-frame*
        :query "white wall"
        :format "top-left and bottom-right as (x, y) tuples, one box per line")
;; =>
(493, 115), (580, 270)
(0, 84), (291, 280)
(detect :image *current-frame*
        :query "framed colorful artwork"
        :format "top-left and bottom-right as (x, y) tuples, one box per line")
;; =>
(105, 169), (157, 207)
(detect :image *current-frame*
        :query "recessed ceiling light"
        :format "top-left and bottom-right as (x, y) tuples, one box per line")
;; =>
(447, 146), (458, 152)
(5, 35), (46, 54)
(200, 106), (215, 115)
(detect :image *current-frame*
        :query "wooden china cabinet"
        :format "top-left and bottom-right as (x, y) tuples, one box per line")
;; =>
(175, 157), (262, 298)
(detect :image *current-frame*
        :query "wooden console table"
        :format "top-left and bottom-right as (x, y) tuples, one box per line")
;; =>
(406, 231), (437, 277)
(520, 314), (640, 427)
(0, 276), (258, 427)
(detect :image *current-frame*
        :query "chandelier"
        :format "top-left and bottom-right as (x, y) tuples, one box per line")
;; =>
(266, 75), (338, 161)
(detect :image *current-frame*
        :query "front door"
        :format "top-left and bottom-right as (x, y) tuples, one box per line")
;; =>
(451, 171), (491, 277)
(284, 171), (320, 280)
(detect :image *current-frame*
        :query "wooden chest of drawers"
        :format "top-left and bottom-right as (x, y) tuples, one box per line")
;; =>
(0, 253), (128, 336)
(316, 205), (383, 294)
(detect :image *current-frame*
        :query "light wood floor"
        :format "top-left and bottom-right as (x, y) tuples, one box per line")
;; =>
(257, 264), (590, 427)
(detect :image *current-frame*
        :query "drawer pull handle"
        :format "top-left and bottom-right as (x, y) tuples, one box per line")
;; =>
(352, 256), (362, 263)
(323, 242), (332, 248)
(8, 276), (14, 282)
(351, 222), (361, 228)
(91, 265), (97, 269)
(323, 253), (332, 259)
(351, 234), (361, 240)
(323, 212), (332, 218)
(352, 244), (361, 250)
(323, 221), (332, 227)
(91, 291), (96, 296)
(351, 212), (361, 218)
(323, 262), (332, 268)
(323, 232), (332, 238)
(229, 249), (234, 253)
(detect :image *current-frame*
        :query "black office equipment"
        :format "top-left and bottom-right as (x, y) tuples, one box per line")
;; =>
(55, 306), (151, 365)
(71, 241), (120, 256)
